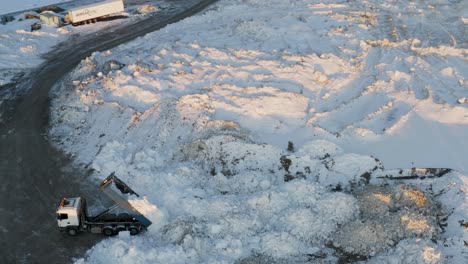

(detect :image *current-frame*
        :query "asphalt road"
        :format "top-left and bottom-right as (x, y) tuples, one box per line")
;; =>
(0, 0), (217, 263)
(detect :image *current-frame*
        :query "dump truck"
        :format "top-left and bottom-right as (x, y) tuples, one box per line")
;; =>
(65, 0), (124, 26)
(56, 173), (152, 236)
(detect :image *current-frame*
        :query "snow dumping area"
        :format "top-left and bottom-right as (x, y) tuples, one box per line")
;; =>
(48, 0), (467, 263)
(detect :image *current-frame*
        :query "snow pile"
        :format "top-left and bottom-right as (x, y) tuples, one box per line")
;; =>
(76, 164), (363, 263)
(53, 0), (468, 172)
(367, 238), (443, 264)
(46, 0), (468, 263)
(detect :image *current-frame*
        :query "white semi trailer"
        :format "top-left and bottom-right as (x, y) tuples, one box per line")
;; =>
(66, 0), (124, 26)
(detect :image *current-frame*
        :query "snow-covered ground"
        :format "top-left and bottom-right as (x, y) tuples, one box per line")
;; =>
(0, 0), (70, 15)
(47, 0), (467, 263)
(0, 1), (76, 86)
(0, 14), (71, 86)
(0, 0), (160, 89)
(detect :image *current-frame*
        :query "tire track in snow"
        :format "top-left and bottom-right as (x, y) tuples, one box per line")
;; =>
(356, 101), (413, 134)
(309, 0), (466, 138)
(311, 92), (392, 135)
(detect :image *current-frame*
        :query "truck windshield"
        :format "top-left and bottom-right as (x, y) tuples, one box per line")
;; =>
(57, 213), (68, 220)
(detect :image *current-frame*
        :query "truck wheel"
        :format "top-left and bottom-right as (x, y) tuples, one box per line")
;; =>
(67, 228), (78, 236)
(102, 227), (114, 236)
(129, 227), (139, 236)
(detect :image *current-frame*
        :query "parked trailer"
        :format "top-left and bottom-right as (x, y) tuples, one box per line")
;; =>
(57, 173), (152, 236)
(66, 0), (124, 26)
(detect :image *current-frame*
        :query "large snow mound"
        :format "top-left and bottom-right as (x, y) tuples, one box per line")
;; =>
(48, 0), (468, 263)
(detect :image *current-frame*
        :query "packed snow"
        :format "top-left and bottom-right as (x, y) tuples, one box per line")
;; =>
(0, 14), (72, 86)
(44, 0), (468, 263)
(0, 0), (70, 15)
(0, 0), (160, 88)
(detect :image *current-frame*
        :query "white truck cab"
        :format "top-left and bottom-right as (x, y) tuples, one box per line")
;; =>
(57, 197), (82, 230)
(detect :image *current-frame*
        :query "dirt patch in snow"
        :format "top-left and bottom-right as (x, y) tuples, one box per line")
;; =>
(331, 184), (444, 259)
